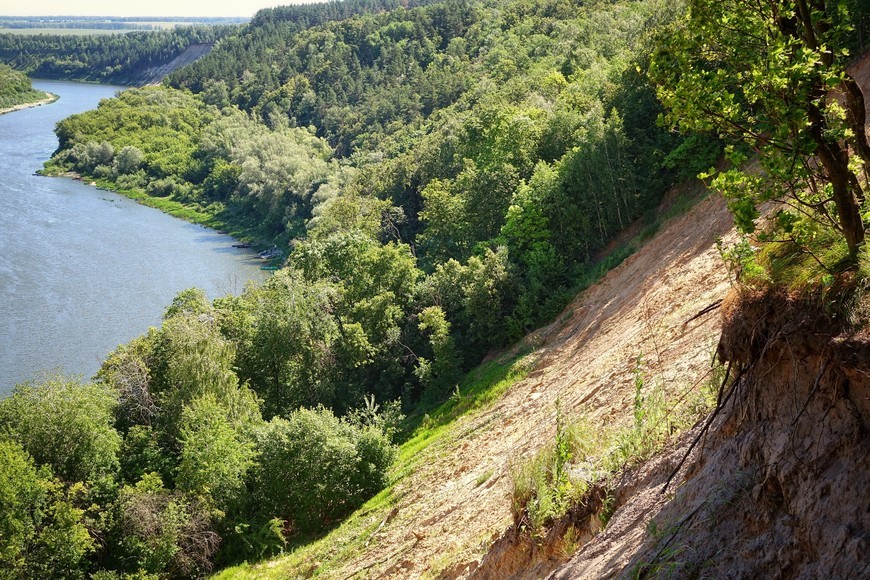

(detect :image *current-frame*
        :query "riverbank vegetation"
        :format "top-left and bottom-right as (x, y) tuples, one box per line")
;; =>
(4, 0), (869, 576)
(0, 64), (53, 111)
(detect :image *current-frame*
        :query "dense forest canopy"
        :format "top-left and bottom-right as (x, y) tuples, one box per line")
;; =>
(4, 0), (869, 577)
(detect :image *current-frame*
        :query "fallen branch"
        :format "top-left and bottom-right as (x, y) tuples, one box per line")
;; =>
(683, 299), (723, 326)
(365, 507), (399, 548)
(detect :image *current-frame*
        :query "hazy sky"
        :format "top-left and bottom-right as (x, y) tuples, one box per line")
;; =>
(1, 1), (311, 18)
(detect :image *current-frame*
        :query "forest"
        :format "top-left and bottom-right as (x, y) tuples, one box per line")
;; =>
(3, 0), (870, 577)
(0, 63), (52, 109)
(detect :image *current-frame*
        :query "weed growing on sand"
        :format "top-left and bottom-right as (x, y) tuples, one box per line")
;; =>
(598, 491), (616, 528)
(559, 525), (584, 558)
(510, 354), (725, 541)
(474, 469), (494, 487)
(609, 355), (671, 468)
(510, 403), (593, 534)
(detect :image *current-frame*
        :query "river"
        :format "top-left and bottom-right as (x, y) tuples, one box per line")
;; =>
(0, 80), (266, 394)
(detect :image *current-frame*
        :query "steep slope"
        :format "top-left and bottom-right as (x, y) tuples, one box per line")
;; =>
(227, 185), (739, 578)
(549, 291), (870, 579)
(349, 192), (737, 577)
(140, 43), (213, 86)
(544, 52), (870, 580)
(230, 50), (870, 580)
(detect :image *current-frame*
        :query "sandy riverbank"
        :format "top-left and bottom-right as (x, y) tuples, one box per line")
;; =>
(0, 93), (58, 115)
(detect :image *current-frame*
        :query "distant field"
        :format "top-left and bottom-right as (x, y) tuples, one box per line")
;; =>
(0, 21), (207, 35)
(0, 28), (141, 35)
(130, 21), (201, 28)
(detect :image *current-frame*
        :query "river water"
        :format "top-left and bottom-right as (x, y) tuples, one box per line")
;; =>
(0, 80), (266, 394)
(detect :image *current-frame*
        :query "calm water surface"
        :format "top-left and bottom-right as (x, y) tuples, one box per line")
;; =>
(0, 80), (265, 393)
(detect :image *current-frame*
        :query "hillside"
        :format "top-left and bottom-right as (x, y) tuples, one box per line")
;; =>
(140, 43), (214, 86)
(219, 185), (737, 578)
(2, 1), (868, 577)
(221, 50), (870, 579)
(0, 26), (229, 86)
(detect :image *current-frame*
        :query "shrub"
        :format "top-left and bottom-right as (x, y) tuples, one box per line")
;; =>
(250, 407), (396, 535)
(114, 473), (219, 577)
(176, 395), (257, 510)
(0, 439), (94, 578)
(0, 374), (121, 484)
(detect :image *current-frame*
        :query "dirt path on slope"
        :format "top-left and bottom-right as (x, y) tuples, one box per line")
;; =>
(334, 193), (737, 578)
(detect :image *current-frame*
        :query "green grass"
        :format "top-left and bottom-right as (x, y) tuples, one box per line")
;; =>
(509, 355), (723, 539)
(215, 352), (535, 578)
(392, 352), (536, 483)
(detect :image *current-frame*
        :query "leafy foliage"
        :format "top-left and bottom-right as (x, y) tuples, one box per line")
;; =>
(652, 0), (869, 259)
(0, 63), (50, 109)
(0, 375), (121, 484)
(250, 407), (396, 535)
(13, 0), (844, 576)
(0, 439), (94, 578)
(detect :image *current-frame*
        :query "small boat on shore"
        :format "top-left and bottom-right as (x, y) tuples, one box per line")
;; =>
(261, 265), (279, 271)
(232, 242), (252, 248)
(257, 246), (281, 259)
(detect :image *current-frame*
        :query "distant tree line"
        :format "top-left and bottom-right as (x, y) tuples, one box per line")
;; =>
(0, 26), (233, 85)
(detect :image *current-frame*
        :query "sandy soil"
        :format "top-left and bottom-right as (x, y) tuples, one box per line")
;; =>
(324, 187), (739, 578)
(547, 52), (870, 580)
(140, 43), (213, 86)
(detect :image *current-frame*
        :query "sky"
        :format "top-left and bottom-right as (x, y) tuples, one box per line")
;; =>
(0, 1), (312, 18)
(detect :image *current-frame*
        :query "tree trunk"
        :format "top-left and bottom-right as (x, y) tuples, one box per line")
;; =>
(807, 95), (866, 259)
(815, 139), (865, 257)
(842, 75), (870, 188)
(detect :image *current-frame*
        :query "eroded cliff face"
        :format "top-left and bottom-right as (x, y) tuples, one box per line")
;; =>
(548, 290), (870, 578)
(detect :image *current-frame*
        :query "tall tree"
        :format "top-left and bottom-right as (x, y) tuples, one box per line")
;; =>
(653, 0), (869, 258)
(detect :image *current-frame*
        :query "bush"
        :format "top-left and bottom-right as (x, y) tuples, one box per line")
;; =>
(250, 407), (396, 535)
(0, 439), (94, 578)
(114, 473), (219, 578)
(0, 374), (121, 484)
(176, 395), (257, 510)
